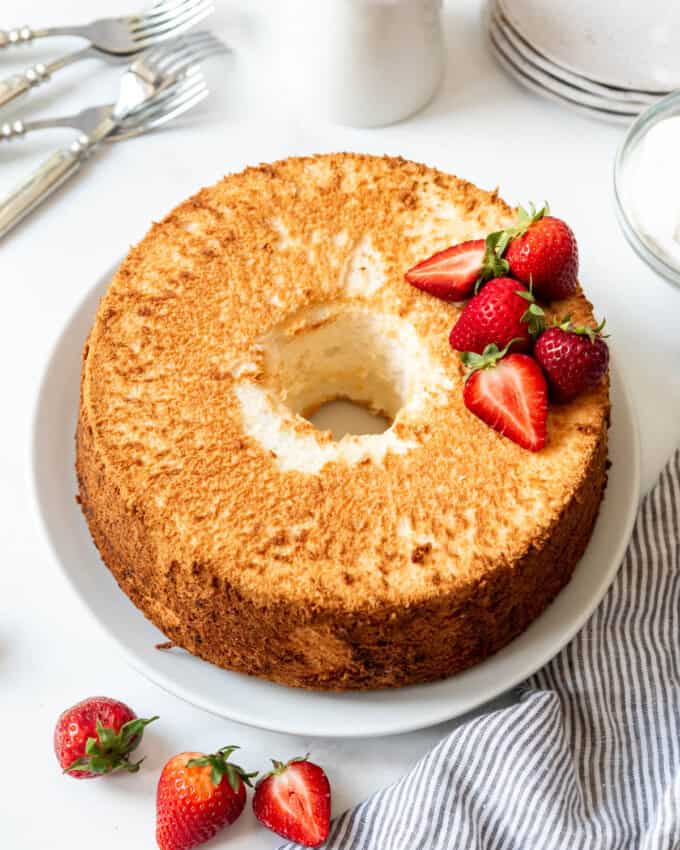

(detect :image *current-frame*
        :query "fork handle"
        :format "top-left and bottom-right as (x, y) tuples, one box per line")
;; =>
(0, 25), (89, 48)
(0, 26), (40, 48)
(0, 48), (92, 110)
(0, 146), (83, 239)
(0, 111), (116, 239)
(0, 68), (48, 109)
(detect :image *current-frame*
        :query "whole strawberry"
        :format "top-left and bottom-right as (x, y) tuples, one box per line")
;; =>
(504, 205), (578, 301)
(534, 319), (609, 402)
(54, 696), (157, 779)
(449, 277), (543, 354)
(253, 756), (331, 848)
(156, 746), (256, 850)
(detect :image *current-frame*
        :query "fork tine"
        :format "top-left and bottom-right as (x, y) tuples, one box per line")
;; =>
(132, 33), (199, 70)
(132, 1), (214, 43)
(137, 3), (214, 40)
(145, 85), (208, 126)
(126, 74), (206, 118)
(131, 27), (215, 66)
(148, 31), (219, 64)
(127, 0), (190, 28)
(140, 77), (207, 117)
(111, 83), (209, 142)
(123, 78), (208, 130)
(160, 44), (228, 78)
(166, 41), (227, 71)
(150, 33), (226, 75)
(129, 0), (203, 32)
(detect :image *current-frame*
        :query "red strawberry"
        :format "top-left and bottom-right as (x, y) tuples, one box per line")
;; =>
(504, 206), (578, 301)
(405, 234), (508, 301)
(461, 344), (548, 451)
(156, 746), (256, 850)
(54, 696), (157, 779)
(449, 277), (543, 354)
(534, 319), (609, 402)
(253, 756), (331, 848)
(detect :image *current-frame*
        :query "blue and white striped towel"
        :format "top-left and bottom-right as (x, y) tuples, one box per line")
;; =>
(283, 449), (680, 850)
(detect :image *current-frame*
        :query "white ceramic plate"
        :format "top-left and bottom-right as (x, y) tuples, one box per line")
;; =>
(499, 0), (680, 93)
(492, 5), (660, 106)
(487, 21), (636, 126)
(32, 267), (640, 739)
(489, 17), (640, 115)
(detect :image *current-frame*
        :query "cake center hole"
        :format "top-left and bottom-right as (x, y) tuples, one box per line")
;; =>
(307, 398), (392, 439)
(253, 306), (428, 443)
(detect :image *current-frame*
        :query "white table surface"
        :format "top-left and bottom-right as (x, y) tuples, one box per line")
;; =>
(3, 1), (679, 848)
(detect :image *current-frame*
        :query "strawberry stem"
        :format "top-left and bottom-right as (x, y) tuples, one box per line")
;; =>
(507, 202), (549, 240)
(553, 315), (608, 342)
(475, 231), (510, 292)
(186, 746), (258, 791)
(64, 715), (159, 775)
(263, 754), (311, 780)
(460, 339), (521, 379)
(516, 279), (546, 338)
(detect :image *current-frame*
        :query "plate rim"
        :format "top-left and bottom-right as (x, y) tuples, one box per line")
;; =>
(492, 6), (659, 105)
(497, 0), (680, 94)
(30, 263), (641, 739)
(487, 22), (635, 126)
(489, 16), (639, 114)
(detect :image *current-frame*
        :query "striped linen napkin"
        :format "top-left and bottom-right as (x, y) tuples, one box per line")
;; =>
(282, 448), (680, 850)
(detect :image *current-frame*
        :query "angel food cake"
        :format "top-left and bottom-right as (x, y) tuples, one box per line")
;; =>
(77, 153), (609, 690)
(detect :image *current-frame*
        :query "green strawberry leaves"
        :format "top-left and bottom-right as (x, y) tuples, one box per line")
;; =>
(508, 202), (549, 241)
(65, 715), (159, 775)
(553, 315), (608, 343)
(460, 340), (520, 379)
(476, 231), (510, 291)
(516, 278), (546, 338)
(186, 746), (258, 792)
(263, 754), (310, 780)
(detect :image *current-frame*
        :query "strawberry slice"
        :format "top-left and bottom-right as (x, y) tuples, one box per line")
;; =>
(253, 757), (331, 848)
(406, 229), (515, 302)
(461, 344), (548, 451)
(405, 239), (485, 301)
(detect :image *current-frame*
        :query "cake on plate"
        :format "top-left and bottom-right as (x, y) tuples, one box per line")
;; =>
(77, 153), (609, 690)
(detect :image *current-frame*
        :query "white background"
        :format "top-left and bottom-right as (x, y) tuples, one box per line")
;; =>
(3, 1), (679, 847)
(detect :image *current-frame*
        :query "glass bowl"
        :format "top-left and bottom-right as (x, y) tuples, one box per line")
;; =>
(614, 89), (680, 290)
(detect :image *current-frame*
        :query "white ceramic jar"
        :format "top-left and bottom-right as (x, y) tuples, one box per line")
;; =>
(282, 0), (445, 128)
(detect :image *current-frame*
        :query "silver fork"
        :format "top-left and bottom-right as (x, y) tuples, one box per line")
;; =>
(0, 0), (214, 110)
(0, 32), (226, 142)
(0, 37), (225, 239)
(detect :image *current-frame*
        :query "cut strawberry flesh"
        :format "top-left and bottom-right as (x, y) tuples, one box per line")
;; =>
(272, 770), (324, 845)
(463, 354), (547, 451)
(405, 240), (485, 301)
(253, 761), (330, 849)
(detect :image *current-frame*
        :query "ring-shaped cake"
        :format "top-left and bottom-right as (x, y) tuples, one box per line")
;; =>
(77, 154), (609, 690)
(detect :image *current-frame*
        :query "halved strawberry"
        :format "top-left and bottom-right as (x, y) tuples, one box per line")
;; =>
(405, 234), (508, 302)
(253, 756), (331, 848)
(461, 344), (548, 451)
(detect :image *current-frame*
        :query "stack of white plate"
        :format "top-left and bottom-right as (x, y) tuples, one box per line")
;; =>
(486, 0), (680, 123)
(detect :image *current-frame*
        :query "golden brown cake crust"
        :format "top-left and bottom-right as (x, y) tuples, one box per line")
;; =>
(77, 153), (609, 690)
